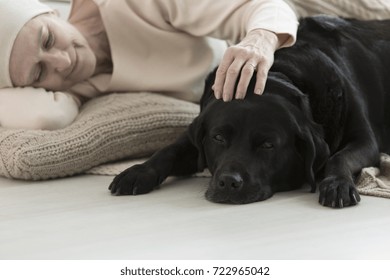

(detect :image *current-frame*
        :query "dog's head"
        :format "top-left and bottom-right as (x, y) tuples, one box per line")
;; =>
(188, 74), (329, 204)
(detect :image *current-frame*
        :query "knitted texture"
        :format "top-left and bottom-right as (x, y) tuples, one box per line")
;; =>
(287, 0), (390, 19)
(0, 93), (199, 180)
(356, 154), (390, 199)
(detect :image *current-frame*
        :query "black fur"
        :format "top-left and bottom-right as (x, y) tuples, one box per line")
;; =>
(109, 16), (390, 207)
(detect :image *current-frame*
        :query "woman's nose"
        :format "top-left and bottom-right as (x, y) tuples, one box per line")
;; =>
(42, 49), (72, 73)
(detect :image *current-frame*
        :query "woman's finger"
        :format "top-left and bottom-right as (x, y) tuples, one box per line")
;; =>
(254, 55), (273, 95)
(222, 58), (246, 101)
(235, 62), (257, 99)
(213, 50), (235, 100)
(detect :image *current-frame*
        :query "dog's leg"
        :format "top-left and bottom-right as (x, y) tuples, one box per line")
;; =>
(318, 130), (378, 208)
(109, 133), (200, 195)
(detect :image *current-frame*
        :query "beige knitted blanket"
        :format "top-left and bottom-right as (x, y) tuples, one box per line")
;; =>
(87, 155), (390, 199)
(355, 154), (390, 199)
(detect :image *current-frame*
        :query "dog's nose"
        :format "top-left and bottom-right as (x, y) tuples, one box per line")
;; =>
(218, 172), (243, 190)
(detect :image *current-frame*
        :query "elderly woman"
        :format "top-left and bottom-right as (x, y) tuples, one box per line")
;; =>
(0, 0), (298, 130)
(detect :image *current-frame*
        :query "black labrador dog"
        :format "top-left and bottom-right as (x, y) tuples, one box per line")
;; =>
(109, 15), (390, 208)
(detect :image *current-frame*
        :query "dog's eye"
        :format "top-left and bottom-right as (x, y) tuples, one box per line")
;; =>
(213, 134), (225, 143)
(259, 142), (274, 150)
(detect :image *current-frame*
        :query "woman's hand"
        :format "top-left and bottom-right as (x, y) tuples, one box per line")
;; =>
(213, 29), (286, 102)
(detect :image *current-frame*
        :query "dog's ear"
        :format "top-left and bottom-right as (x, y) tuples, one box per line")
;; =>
(287, 89), (329, 191)
(275, 84), (330, 192)
(295, 122), (329, 193)
(187, 116), (207, 171)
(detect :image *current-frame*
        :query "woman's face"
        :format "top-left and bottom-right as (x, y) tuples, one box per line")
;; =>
(9, 13), (96, 91)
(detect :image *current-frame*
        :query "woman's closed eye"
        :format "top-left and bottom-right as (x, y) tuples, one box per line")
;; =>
(33, 29), (54, 84)
(30, 29), (53, 84)
(43, 29), (55, 50)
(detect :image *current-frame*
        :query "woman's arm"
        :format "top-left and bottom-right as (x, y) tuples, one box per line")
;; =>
(0, 87), (81, 130)
(159, 0), (298, 100)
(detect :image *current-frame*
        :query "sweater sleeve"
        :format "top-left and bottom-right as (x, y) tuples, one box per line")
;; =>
(159, 0), (298, 46)
(0, 87), (81, 130)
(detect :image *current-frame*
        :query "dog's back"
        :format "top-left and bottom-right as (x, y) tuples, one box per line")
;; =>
(268, 15), (390, 153)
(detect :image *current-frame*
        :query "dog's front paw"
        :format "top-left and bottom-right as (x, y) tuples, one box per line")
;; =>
(318, 176), (361, 208)
(109, 164), (160, 196)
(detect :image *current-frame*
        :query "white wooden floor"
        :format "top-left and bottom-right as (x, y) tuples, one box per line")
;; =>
(0, 174), (389, 260)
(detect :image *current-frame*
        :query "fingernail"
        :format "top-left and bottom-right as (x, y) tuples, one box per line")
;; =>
(255, 89), (262, 95)
(223, 95), (230, 102)
(215, 91), (221, 99)
(235, 92), (244, 99)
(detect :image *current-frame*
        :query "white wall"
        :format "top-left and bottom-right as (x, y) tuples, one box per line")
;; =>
(40, 0), (71, 19)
